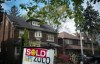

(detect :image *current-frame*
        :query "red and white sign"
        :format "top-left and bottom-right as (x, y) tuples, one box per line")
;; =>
(22, 48), (54, 64)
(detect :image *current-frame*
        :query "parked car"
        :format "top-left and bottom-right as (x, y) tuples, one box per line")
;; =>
(77, 55), (88, 61)
(89, 55), (100, 64)
(77, 54), (88, 64)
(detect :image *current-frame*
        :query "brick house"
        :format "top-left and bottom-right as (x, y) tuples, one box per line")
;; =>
(58, 32), (81, 62)
(58, 32), (99, 63)
(0, 13), (60, 64)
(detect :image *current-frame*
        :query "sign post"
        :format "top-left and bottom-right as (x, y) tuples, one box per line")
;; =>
(22, 47), (54, 64)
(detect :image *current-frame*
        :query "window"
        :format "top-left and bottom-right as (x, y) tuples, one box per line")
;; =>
(35, 31), (42, 40)
(65, 39), (69, 44)
(32, 21), (40, 26)
(18, 30), (24, 38)
(65, 39), (73, 45)
(69, 40), (73, 44)
(78, 41), (80, 45)
(47, 34), (54, 42)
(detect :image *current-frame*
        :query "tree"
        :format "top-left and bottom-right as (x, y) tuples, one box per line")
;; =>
(20, 0), (100, 32)
(20, 0), (69, 32)
(20, 14), (29, 20)
(77, 2), (100, 54)
(90, 0), (100, 4)
(78, 2), (100, 37)
(19, 0), (78, 32)
(83, 3), (100, 34)
(8, 5), (20, 16)
(22, 28), (29, 46)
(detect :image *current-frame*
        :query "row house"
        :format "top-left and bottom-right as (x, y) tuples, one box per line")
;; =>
(0, 13), (60, 64)
(58, 32), (99, 63)
(58, 32), (81, 62)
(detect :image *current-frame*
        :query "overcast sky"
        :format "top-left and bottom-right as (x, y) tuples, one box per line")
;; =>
(2, 0), (100, 34)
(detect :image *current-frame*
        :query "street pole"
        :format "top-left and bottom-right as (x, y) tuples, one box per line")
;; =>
(80, 31), (84, 64)
(62, 38), (65, 54)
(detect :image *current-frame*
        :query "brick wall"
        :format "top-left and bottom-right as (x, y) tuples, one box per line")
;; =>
(29, 30), (36, 41)
(0, 14), (15, 64)
(29, 30), (58, 44)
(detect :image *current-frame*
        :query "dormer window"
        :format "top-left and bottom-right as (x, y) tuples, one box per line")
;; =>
(32, 21), (40, 26)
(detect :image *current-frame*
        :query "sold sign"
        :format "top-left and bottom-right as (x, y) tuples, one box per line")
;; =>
(22, 48), (54, 64)
(26, 48), (47, 58)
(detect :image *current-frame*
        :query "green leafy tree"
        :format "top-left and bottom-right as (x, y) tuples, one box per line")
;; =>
(78, 2), (100, 38)
(83, 3), (100, 34)
(20, 0), (100, 30)
(77, 2), (100, 54)
(19, 0), (81, 32)
(8, 5), (20, 16)
(22, 28), (29, 46)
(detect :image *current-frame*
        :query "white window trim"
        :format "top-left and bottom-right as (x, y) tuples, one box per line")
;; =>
(32, 21), (40, 26)
(35, 31), (42, 40)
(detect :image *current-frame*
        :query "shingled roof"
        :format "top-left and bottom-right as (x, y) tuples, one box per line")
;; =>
(7, 15), (31, 29)
(7, 15), (56, 33)
(58, 32), (80, 40)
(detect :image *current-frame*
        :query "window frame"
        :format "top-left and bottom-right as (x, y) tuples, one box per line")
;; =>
(65, 39), (73, 45)
(34, 31), (42, 39)
(32, 21), (40, 26)
(47, 34), (54, 42)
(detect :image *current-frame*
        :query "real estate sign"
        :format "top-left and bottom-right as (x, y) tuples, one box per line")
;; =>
(22, 47), (54, 64)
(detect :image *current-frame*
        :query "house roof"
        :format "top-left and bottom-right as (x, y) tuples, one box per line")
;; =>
(49, 42), (61, 47)
(58, 32), (80, 40)
(7, 15), (32, 29)
(26, 18), (40, 22)
(7, 15), (56, 33)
